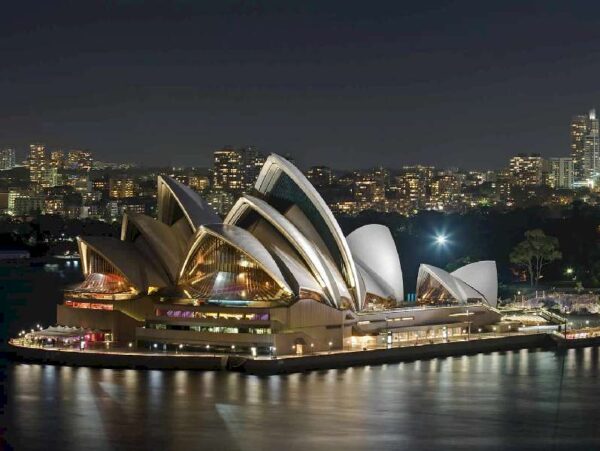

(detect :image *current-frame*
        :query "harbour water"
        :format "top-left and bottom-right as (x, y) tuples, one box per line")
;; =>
(2, 261), (600, 450)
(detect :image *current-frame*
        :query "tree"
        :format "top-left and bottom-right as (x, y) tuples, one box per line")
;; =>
(510, 229), (562, 287)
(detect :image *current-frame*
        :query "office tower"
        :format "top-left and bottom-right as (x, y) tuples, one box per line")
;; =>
(509, 154), (545, 186)
(571, 109), (599, 181)
(548, 157), (574, 189)
(306, 166), (333, 187)
(212, 147), (244, 192)
(240, 146), (265, 191)
(0, 148), (16, 170)
(29, 143), (47, 186)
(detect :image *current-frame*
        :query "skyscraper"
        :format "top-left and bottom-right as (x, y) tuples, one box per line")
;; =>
(0, 148), (16, 170)
(240, 146), (265, 191)
(29, 143), (47, 186)
(548, 157), (574, 189)
(212, 147), (244, 192)
(571, 109), (599, 182)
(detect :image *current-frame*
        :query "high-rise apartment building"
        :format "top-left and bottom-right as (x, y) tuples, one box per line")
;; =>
(548, 157), (574, 189)
(354, 176), (385, 209)
(109, 178), (136, 199)
(29, 143), (47, 186)
(212, 147), (244, 192)
(0, 148), (16, 170)
(240, 146), (265, 191)
(395, 166), (433, 210)
(428, 174), (461, 209)
(509, 154), (546, 186)
(571, 109), (599, 182)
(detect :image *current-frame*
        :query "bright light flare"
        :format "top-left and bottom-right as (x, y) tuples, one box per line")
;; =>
(435, 234), (448, 245)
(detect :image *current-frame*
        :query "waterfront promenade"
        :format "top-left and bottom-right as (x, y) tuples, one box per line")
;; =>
(10, 330), (595, 375)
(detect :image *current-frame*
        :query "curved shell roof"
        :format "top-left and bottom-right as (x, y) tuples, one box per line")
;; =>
(78, 236), (170, 292)
(121, 212), (185, 284)
(157, 175), (220, 231)
(346, 224), (403, 302)
(180, 223), (293, 295)
(225, 194), (350, 308)
(451, 261), (498, 307)
(254, 154), (364, 309)
(417, 263), (492, 305)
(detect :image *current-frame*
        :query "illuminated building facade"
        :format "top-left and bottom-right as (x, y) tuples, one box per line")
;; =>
(509, 154), (546, 186)
(0, 148), (16, 170)
(109, 178), (136, 199)
(212, 147), (244, 192)
(571, 109), (599, 182)
(59, 155), (500, 353)
(29, 143), (47, 187)
(548, 157), (574, 189)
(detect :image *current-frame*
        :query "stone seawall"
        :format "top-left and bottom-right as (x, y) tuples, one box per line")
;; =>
(10, 344), (225, 371)
(9, 334), (599, 374)
(240, 334), (556, 375)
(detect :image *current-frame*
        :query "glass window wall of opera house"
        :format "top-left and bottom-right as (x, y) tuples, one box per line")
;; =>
(58, 154), (501, 355)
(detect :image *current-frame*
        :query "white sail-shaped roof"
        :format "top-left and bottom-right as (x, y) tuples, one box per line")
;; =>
(451, 261), (498, 307)
(225, 194), (351, 308)
(77, 236), (170, 292)
(157, 175), (220, 232)
(179, 223), (292, 296)
(416, 264), (485, 304)
(121, 212), (185, 284)
(346, 224), (403, 302)
(254, 154), (364, 309)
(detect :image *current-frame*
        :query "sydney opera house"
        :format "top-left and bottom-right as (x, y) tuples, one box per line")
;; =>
(59, 154), (501, 354)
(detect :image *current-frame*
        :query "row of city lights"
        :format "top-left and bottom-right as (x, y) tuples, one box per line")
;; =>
(17, 324), (44, 337)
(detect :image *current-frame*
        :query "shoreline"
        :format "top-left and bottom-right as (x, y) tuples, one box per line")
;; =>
(9, 333), (597, 375)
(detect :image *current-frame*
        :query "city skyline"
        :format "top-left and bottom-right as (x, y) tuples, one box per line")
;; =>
(4, 2), (600, 168)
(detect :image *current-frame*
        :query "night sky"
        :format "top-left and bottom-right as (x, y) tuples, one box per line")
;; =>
(2, 1), (600, 169)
